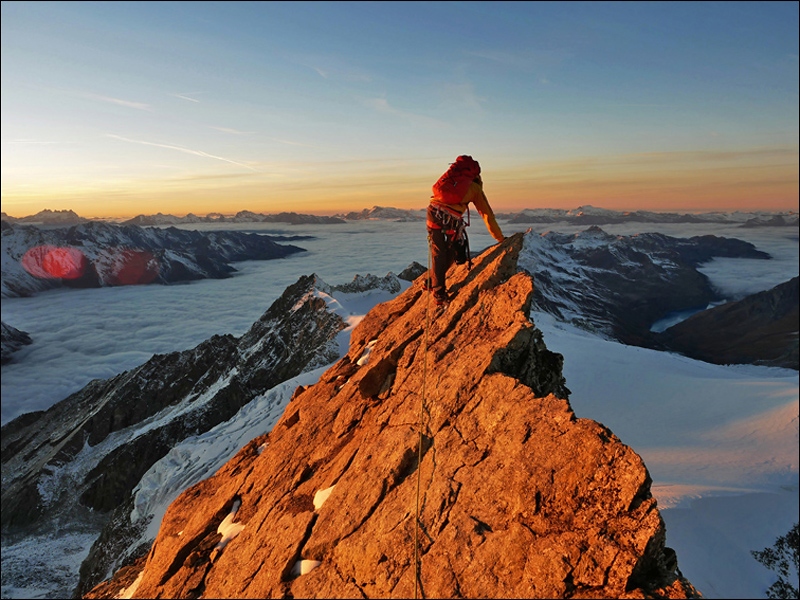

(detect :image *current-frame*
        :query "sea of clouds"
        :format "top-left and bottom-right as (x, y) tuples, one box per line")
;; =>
(1, 218), (798, 599)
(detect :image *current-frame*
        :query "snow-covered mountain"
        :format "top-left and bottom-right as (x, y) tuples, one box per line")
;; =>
(501, 205), (799, 227)
(1, 220), (305, 299)
(5, 205), (797, 228)
(333, 205), (426, 221)
(0, 209), (88, 227)
(120, 210), (346, 226)
(517, 226), (797, 369)
(520, 227), (766, 337)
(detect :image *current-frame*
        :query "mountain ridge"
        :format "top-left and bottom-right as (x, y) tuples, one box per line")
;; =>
(1, 273), (361, 595)
(653, 276), (799, 369)
(83, 233), (699, 599)
(3, 205), (797, 227)
(1, 220), (305, 299)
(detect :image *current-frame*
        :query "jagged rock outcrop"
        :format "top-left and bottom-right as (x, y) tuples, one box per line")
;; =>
(323, 272), (402, 295)
(398, 261), (427, 282)
(1, 209), (87, 226)
(87, 233), (697, 599)
(1, 274), (349, 595)
(1, 321), (33, 365)
(654, 276), (799, 370)
(1, 220), (305, 298)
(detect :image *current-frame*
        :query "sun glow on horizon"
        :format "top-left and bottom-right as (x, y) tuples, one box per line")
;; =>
(2, 144), (797, 219)
(2, 2), (797, 220)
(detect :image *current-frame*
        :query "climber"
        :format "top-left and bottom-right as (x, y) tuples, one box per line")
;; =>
(426, 155), (505, 305)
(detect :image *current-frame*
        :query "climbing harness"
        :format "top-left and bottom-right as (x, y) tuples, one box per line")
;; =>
(429, 204), (471, 271)
(429, 203), (469, 240)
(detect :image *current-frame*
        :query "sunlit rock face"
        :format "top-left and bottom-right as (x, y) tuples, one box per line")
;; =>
(0, 274), (348, 591)
(88, 234), (697, 599)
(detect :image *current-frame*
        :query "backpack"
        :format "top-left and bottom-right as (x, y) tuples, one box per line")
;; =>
(431, 155), (481, 205)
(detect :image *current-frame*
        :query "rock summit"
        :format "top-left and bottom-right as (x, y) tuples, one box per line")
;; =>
(88, 233), (697, 599)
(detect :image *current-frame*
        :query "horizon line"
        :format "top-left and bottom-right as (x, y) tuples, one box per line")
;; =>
(2, 203), (798, 222)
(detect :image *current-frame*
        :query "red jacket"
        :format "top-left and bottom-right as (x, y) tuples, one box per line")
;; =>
(428, 180), (504, 242)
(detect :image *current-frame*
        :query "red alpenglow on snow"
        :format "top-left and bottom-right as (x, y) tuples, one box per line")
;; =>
(21, 246), (88, 280)
(108, 249), (159, 286)
(21, 245), (159, 285)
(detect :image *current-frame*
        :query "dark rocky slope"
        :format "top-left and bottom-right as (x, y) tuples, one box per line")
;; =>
(654, 276), (799, 370)
(1, 321), (33, 365)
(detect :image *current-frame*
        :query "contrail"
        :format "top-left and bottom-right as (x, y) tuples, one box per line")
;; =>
(107, 134), (258, 171)
(172, 93), (201, 103)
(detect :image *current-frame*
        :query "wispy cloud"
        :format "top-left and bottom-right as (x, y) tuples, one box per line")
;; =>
(467, 48), (572, 73)
(293, 54), (372, 83)
(106, 134), (258, 171)
(268, 138), (319, 148)
(86, 93), (151, 111)
(171, 92), (203, 103)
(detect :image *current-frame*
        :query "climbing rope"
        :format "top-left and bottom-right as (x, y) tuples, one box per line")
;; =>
(414, 234), (434, 600)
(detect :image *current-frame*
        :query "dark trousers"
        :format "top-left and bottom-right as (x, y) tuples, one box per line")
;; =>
(428, 227), (455, 297)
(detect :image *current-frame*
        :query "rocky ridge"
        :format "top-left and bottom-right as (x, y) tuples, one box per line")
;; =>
(0, 321), (33, 365)
(120, 211), (346, 226)
(1, 220), (305, 298)
(654, 276), (799, 370)
(86, 233), (698, 599)
(0, 274), (353, 595)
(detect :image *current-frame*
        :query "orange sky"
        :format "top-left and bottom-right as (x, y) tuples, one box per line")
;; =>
(2, 147), (797, 219)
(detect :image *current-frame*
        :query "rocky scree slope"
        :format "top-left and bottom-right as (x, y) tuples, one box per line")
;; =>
(87, 233), (698, 599)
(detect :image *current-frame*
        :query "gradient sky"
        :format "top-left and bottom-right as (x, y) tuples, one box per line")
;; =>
(1, 1), (798, 218)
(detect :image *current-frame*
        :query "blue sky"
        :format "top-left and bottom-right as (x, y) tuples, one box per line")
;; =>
(1, 1), (798, 217)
